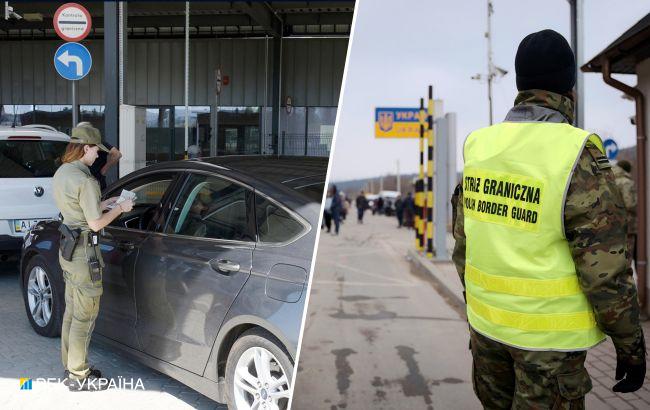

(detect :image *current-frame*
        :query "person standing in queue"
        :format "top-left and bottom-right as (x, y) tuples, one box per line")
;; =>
(53, 123), (134, 392)
(355, 190), (368, 224)
(330, 185), (342, 235)
(452, 30), (645, 408)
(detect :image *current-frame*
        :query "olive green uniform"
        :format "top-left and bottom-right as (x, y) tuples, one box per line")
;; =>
(52, 160), (104, 380)
(452, 90), (645, 409)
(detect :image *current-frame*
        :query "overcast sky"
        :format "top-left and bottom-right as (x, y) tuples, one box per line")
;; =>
(330, 0), (650, 182)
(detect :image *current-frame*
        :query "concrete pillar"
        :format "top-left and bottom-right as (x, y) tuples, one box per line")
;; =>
(271, 37), (282, 155)
(104, 2), (119, 178)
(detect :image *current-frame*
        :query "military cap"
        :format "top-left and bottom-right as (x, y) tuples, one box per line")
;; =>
(70, 124), (110, 152)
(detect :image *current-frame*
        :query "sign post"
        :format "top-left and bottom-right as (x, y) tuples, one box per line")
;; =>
(53, 3), (92, 130)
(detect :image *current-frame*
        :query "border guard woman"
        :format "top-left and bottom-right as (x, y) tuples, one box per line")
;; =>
(52, 123), (134, 392)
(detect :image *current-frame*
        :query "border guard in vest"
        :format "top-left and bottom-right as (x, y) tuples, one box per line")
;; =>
(53, 123), (134, 391)
(452, 30), (646, 408)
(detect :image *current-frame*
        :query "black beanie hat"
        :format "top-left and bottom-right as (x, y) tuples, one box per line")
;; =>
(515, 29), (576, 94)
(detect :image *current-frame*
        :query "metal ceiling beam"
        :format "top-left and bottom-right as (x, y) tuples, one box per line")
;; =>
(282, 12), (352, 25)
(238, 2), (283, 37)
(0, 14), (256, 31)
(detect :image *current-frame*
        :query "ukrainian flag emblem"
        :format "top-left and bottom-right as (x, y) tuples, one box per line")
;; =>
(19, 378), (32, 390)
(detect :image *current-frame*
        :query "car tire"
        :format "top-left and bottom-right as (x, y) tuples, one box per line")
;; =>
(22, 255), (64, 337)
(226, 328), (294, 410)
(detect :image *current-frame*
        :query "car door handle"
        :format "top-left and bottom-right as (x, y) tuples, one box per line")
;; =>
(210, 259), (240, 275)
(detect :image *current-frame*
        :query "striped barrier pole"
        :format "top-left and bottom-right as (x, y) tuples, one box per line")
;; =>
(416, 98), (426, 251)
(427, 85), (435, 258)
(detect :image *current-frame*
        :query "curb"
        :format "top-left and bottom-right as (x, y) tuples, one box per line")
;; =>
(407, 249), (467, 318)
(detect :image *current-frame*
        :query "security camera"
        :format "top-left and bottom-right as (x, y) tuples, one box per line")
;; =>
(4, 2), (22, 20)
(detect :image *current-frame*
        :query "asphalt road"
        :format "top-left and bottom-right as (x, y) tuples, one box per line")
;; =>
(0, 256), (225, 410)
(291, 213), (481, 409)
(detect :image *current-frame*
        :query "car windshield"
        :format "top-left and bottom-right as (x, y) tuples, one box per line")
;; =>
(0, 139), (67, 178)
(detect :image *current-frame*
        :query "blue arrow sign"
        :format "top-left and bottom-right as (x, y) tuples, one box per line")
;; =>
(54, 42), (92, 81)
(603, 138), (619, 160)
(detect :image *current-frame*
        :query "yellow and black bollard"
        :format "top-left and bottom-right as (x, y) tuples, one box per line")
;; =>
(426, 85), (434, 258)
(416, 98), (425, 251)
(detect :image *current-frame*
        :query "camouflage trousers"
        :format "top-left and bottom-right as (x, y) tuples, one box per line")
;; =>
(470, 328), (592, 409)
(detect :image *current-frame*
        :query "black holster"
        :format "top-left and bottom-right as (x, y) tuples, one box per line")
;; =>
(87, 231), (102, 283)
(58, 224), (80, 261)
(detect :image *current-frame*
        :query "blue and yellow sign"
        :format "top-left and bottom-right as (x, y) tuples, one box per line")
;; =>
(375, 108), (422, 138)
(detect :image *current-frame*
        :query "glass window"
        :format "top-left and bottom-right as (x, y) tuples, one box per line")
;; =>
(107, 172), (176, 231)
(0, 139), (67, 178)
(174, 106), (211, 159)
(224, 128), (238, 154)
(79, 105), (105, 136)
(146, 107), (173, 165)
(0, 105), (35, 127)
(168, 174), (254, 242)
(33, 105), (73, 135)
(279, 107), (307, 156)
(306, 107), (335, 157)
(255, 194), (305, 243)
(217, 107), (260, 156)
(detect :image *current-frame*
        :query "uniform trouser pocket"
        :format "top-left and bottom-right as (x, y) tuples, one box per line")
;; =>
(552, 368), (592, 410)
(61, 282), (101, 379)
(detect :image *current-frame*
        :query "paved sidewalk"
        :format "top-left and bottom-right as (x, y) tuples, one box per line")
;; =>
(411, 245), (650, 410)
(0, 260), (224, 410)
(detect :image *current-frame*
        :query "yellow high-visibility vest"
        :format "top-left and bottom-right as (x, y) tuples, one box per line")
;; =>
(463, 121), (606, 351)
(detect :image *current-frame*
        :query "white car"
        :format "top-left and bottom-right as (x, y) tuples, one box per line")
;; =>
(0, 125), (69, 257)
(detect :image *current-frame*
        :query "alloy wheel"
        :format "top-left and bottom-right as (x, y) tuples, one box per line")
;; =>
(233, 346), (291, 410)
(26, 266), (53, 327)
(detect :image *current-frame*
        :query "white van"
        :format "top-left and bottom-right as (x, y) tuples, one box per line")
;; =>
(0, 125), (69, 256)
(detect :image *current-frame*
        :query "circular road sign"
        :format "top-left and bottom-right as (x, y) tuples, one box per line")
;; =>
(53, 3), (92, 42)
(603, 138), (619, 160)
(54, 42), (92, 81)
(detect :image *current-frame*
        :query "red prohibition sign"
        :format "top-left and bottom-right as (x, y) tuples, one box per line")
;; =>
(53, 3), (92, 42)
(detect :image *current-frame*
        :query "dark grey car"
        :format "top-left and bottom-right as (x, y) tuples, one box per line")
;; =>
(20, 156), (326, 408)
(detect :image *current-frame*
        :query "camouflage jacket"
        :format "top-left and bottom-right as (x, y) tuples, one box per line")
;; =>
(452, 90), (645, 363)
(613, 164), (637, 234)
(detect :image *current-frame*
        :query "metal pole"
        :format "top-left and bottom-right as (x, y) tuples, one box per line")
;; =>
(487, 0), (494, 125)
(396, 159), (401, 193)
(103, 2), (119, 159)
(263, 36), (269, 154)
(118, 1), (125, 106)
(576, 0), (584, 128)
(71, 81), (78, 128)
(434, 115), (450, 261)
(184, 1), (189, 157)
(569, 0), (583, 127)
(304, 108), (309, 156)
(427, 85), (435, 258)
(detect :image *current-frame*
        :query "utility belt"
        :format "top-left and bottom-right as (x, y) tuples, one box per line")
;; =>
(59, 224), (102, 283)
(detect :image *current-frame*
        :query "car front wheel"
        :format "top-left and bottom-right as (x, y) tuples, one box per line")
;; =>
(23, 255), (63, 337)
(226, 328), (293, 410)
